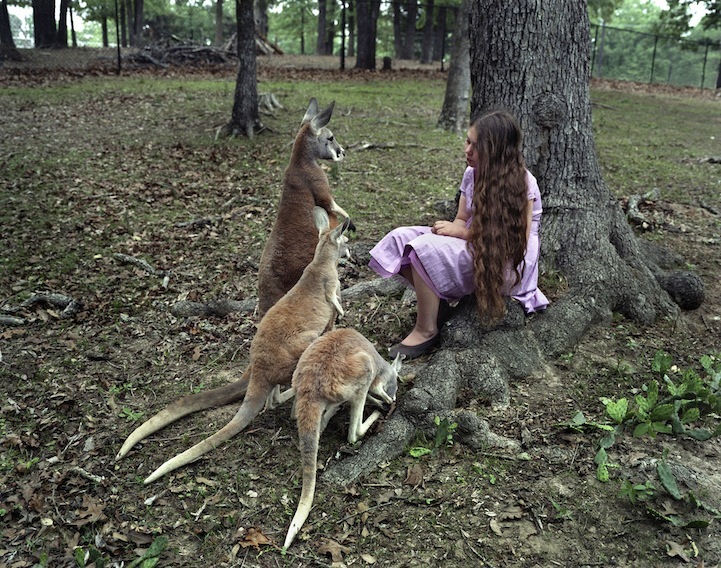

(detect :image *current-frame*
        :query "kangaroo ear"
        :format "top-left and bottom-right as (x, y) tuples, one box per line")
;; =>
(313, 206), (330, 234)
(391, 353), (403, 372)
(301, 98), (319, 125)
(330, 217), (349, 243)
(310, 101), (335, 132)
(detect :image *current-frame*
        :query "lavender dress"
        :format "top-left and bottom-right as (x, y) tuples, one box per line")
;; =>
(369, 167), (549, 313)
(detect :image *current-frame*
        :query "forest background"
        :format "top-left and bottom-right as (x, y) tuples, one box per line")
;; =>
(2, 0), (721, 89)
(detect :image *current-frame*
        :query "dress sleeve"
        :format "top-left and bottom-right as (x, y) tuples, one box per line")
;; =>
(460, 167), (475, 202)
(526, 170), (540, 202)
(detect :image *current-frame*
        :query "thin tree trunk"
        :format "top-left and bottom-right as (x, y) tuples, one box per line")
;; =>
(347, 0), (355, 57)
(57, 0), (69, 47)
(432, 5), (446, 62)
(215, 0), (224, 45)
(401, 0), (417, 60)
(316, 0), (327, 55)
(420, 0), (434, 64)
(217, 0), (263, 139)
(437, 0), (470, 134)
(254, 0), (268, 37)
(101, 16), (108, 47)
(69, 1), (77, 47)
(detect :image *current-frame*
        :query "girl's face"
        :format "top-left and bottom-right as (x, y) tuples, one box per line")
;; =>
(464, 126), (480, 169)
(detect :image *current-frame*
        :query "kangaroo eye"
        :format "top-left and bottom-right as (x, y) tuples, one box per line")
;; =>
(328, 136), (334, 142)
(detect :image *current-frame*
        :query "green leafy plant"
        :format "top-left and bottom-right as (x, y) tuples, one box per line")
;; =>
(120, 408), (144, 422)
(565, 352), (721, 528)
(619, 479), (656, 505)
(408, 415), (458, 458)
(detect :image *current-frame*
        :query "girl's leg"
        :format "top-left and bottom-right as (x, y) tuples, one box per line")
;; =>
(400, 266), (440, 347)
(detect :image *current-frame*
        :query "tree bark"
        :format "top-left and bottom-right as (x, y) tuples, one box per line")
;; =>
(432, 5), (447, 62)
(420, 0), (434, 64)
(217, 0), (263, 139)
(316, 0), (327, 55)
(401, 0), (418, 60)
(0, 0), (17, 49)
(437, 0), (470, 134)
(57, 0), (70, 47)
(215, 0), (224, 45)
(347, 0), (355, 57)
(32, 0), (56, 48)
(325, 0), (686, 487)
(253, 0), (268, 37)
(354, 0), (379, 69)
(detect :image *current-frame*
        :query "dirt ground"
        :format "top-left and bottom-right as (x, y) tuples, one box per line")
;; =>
(1, 50), (721, 568)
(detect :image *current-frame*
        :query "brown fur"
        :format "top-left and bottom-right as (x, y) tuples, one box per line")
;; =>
(117, 208), (349, 484)
(257, 98), (348, 317)
(283, 328), (400, 549)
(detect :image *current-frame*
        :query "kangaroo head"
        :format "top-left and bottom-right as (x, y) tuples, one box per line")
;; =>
(301, 98), (345, 163)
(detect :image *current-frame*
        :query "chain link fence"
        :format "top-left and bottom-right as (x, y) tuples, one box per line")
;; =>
(591, 23), (721, 90)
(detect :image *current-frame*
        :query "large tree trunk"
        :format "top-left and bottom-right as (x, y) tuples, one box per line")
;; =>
(0, 0), (17, 49)
(354, 0), (379, 69)
(325, 0), (686, 486)
(436, 0), (470, 134)
(32, 0), (56, 48)
(217, 0), (263, 138)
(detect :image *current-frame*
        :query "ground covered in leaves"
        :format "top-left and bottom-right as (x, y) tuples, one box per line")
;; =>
(1, 51), (721, 568)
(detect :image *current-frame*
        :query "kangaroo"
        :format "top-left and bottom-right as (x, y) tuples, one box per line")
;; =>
(116, 207), (350, 484)
(283, 328), (401, 549)
(257, 97), (350, 317)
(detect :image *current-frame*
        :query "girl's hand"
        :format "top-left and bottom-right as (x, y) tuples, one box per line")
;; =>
(432, 220), (461, 237)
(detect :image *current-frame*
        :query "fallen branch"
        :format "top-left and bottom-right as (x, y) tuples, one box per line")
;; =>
(0, 315), (25, 326)
(113, 253), (166, 277)
(20, 292), (84, 319)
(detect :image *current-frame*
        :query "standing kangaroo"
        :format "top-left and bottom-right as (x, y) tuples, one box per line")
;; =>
(257, 98), (350, 317)
(116, 208), (350, 484)
(283, 328), (401, 549)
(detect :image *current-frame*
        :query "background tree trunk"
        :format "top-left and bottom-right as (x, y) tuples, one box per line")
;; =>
(437, 0), (470, 134)
(56, 0), (70, 47)
(254, 0), (268, 37)
(432, 5), (447, 62)
(0, 0), (17, 49)
(347, 0), (355, 57)
(325, 0), (683, 486)
(32, 0), (56, 48)
(401, 0), (417, 59)
(355, 0), (379, 69)
(316, 0), (327, 55)
(215, 0), (224, 45)
(420, 0), (434, 64)
(217, 0), (263, 138)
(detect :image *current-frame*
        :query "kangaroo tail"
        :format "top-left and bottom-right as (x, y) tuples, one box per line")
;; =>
(143, 382), (267, 484)
(283, 425), (321, 549)
(116, 367), (251, 461)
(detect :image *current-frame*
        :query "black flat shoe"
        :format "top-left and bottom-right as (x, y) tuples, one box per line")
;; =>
(389, 334), (440, 360)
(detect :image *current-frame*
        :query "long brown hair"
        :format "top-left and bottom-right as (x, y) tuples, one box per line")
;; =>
(467, 110), (529, 322)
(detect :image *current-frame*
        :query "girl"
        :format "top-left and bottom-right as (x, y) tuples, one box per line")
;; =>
(369, 109), (549, 359)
